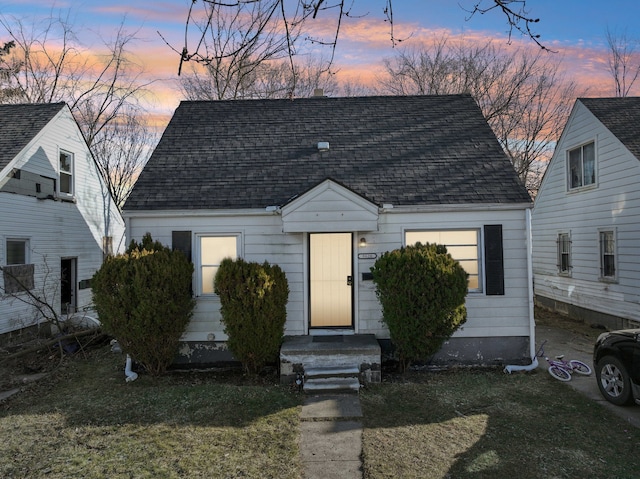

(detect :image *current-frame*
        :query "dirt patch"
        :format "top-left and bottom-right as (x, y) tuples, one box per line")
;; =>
(534, 305), (605, 340)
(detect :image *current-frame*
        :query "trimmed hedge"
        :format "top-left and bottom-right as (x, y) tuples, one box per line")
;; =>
(371, 242), (468, 371)
(92, 233), (195, 376)
(214, 258), (289, 374)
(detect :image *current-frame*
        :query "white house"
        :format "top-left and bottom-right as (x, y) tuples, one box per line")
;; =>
(532, 97), (640, 330)
(123, 94), (534, 368)
(0, 103), (126, 337)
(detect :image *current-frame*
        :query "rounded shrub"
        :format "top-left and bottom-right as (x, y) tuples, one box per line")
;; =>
(214, 258), (289, 375)
(371, 242), (468, 371)
(92, 233), (195, 376)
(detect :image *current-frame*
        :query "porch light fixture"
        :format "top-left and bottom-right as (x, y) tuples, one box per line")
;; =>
(359, 237), (367, 247)
(317, 141), (330, 151)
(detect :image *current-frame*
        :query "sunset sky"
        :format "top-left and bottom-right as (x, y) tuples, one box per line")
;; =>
(3, 0), (640, 120)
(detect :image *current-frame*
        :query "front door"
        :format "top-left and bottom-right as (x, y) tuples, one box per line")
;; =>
(309, 233), (353, 328)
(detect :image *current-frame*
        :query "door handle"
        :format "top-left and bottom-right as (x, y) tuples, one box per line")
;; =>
(347, 275), (353, 286)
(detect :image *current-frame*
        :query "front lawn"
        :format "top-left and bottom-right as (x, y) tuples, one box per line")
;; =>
(361, 368), (640, 478)
(0, 346), (302, 479)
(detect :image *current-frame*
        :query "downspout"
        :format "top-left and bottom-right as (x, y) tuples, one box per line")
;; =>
(125, 354), (138, 382)
(504, 207), (537, 374)
(526, 207), (536, 360)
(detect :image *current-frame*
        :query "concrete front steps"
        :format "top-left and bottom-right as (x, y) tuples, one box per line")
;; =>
(280, 334), (381, 390)
(303, 366), (361, 394)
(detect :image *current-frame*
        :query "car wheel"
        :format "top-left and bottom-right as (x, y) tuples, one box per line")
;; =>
(596, 355), (634, 406)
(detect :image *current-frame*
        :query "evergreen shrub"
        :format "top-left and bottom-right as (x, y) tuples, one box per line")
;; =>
(92, 233), (195, 376)
(214, 258), (289, 374)
(371, 242), (468, 371)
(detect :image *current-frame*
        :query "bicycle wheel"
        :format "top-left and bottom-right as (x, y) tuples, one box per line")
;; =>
(569, 360), (592, 376)
(548, 365), (572, 382)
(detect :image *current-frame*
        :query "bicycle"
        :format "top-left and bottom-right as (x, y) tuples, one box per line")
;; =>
(535, 340), (592, 382)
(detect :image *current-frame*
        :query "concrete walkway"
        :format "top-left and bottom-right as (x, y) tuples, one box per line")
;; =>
(300, 394), (363, 479)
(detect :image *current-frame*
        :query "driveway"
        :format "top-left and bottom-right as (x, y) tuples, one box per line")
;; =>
(535, 319), (640, 429)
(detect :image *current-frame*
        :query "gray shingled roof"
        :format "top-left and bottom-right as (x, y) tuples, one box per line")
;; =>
(0, 103), (66, 173)
(579, 97), (640, 161)
(125, 94), (531, 211)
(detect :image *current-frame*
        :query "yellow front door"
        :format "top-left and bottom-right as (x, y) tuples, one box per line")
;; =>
(309, 233), (353, 328)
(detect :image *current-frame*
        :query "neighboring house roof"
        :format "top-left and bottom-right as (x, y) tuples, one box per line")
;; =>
(0, 103), (66, 173)
(125, 94), (531, 211)
(579, 97), (640, 161)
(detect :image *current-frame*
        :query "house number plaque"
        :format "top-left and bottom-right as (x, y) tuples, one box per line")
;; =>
(358, 253), (377, 260)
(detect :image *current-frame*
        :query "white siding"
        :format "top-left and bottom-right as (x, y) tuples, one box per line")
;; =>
(127, 205), (532, 342)
(0, 108), (125, 335)
(532, 101), (640, 322)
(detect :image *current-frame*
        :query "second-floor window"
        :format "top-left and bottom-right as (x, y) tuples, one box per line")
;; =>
(568, 142), (595, 190)
(59, 150), (74, 196)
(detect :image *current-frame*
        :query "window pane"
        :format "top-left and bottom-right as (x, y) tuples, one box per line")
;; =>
(405, 230), (479, 290)
(199, 236), (238, 294)
(6, 240), (26, 265)
(407, 230), (477, 245)
(603, 256), (615, 277)
(583, 143), (595, 185)
(446, 246), (478, 260)
(568, 148), (582, 188)
(602, 232), (614, 254)
(457, 260), (478, 275)
(60, 172), (72, 194)
(60, 152), (71, 173)
(201, 236), (237, 265)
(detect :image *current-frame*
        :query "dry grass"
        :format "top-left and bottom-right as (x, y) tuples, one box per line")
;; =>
(0, 346), (302, 479)
(361, 368), (640, 478)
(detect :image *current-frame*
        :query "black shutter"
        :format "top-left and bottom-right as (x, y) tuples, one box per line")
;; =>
(172, 231), (192, 262)
(484, 225), (504, 296)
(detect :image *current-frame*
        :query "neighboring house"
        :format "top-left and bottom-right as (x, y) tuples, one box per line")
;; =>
(123, 94), (534, 366)
(532, 97), (640, 330)
(0, 103), (126, 336)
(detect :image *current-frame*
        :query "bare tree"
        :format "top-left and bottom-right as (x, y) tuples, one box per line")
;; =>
(605, 27), (640, 97)
(90, 109), (157, 210)
(181, 54), (337, 100)
(378, 37), (579, 194)
(176, 1), (547, 83)
(0, 11), (153, 209)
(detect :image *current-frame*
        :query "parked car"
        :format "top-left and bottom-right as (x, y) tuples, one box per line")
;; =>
(593, 329), (640, 406)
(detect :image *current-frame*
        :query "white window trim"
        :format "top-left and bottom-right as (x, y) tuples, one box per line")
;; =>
(404, 228), (482, 294)
(566, 140), (597, 192)
(58, 148), (75, 198)
(195, 232), (242, 297)
(598, 228), (617, 283)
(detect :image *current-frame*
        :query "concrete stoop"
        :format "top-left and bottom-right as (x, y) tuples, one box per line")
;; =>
(279, 334), (381, 388)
